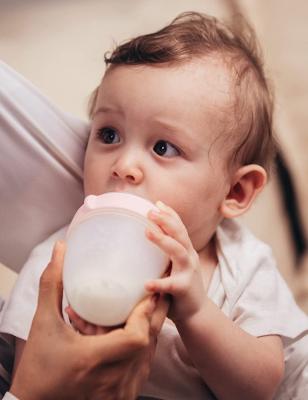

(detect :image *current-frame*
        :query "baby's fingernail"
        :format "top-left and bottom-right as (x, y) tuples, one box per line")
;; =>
(146, 228), (161, 241)
(156, 200), (168, 211)
(149, 209), (160, 218)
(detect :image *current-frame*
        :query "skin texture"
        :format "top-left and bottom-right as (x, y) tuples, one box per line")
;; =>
(11, 241), (168, 400)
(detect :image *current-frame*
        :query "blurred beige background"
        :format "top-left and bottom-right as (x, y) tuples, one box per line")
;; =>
(0, 0), (307, 311)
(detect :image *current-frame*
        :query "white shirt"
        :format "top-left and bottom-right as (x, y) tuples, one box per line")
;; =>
(1, 219), (307, 400)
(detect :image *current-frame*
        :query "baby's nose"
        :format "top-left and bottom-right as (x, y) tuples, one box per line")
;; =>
(112, 156), (143, 184)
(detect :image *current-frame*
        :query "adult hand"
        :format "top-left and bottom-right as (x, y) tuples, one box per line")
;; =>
(10, 241), (169, 400)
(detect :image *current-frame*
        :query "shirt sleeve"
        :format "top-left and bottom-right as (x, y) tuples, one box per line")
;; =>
(0, 60), (88, 273)
(217, 221), (308, 346)
(232, 246), (308, 345)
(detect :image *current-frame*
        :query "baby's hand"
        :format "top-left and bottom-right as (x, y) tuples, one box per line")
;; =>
(145, 201), (206, 322)
(65, 306), (111, 335)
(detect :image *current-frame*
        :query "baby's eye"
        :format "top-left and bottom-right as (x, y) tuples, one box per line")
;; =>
(97, 127), (120, 144)
(153, 140), (180, 158)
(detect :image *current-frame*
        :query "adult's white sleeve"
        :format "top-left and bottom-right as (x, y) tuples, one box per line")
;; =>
(0, 61), (89, 272)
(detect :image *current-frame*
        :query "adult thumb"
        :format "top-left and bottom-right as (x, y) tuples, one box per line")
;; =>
(36, 240), (66, 320)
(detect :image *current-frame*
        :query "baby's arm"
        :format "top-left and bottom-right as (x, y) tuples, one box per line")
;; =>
(145, 201), (284, 400)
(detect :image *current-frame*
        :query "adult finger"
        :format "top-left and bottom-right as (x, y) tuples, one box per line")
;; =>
(150, 294), (170, 336)
(87, 296), (156, 364)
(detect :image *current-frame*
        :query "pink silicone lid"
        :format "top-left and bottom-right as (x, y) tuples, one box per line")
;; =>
(85, 192), (157, 216)
(67, 192), (157, 235)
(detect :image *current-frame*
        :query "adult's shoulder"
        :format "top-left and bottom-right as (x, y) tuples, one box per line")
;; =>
(0, 61), (87, 272)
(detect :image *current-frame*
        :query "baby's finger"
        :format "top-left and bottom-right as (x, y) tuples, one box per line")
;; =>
(65, 306), (88, 331)
(146, 228), (190, 270)
(156, 201), (180, 220)
(78, 323), (97, 335)
(95, 325), (112, 334)
(65, 306), (103, 335)
(145, 276), (178, 296)
(148, 203), (192, 251)
(65, 305), (79, 321)
(82, 323), (111, 335)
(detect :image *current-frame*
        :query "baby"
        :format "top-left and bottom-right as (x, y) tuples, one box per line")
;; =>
(1, 11), (308, 400)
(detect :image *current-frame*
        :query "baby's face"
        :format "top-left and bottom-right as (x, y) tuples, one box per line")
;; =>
(84, 60), (234, 251)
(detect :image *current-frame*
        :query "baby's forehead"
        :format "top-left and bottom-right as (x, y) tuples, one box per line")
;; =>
(173, 57), (237, 125)
(103, 56), (235, 107)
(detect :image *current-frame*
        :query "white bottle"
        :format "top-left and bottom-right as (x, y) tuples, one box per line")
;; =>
(63, 192), (169, 326)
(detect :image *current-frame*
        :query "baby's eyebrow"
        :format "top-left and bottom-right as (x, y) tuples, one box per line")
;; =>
(153, 119), (196, 141)
(93, 106), (123, 117)
(151, 118), (184, 133)
(152, 119), (205, 152)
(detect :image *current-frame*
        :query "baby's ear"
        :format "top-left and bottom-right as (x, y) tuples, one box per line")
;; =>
(220, 165), (267, 218)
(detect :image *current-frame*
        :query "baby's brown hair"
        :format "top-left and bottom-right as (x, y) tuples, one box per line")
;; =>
(89, 12), (277, 173)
